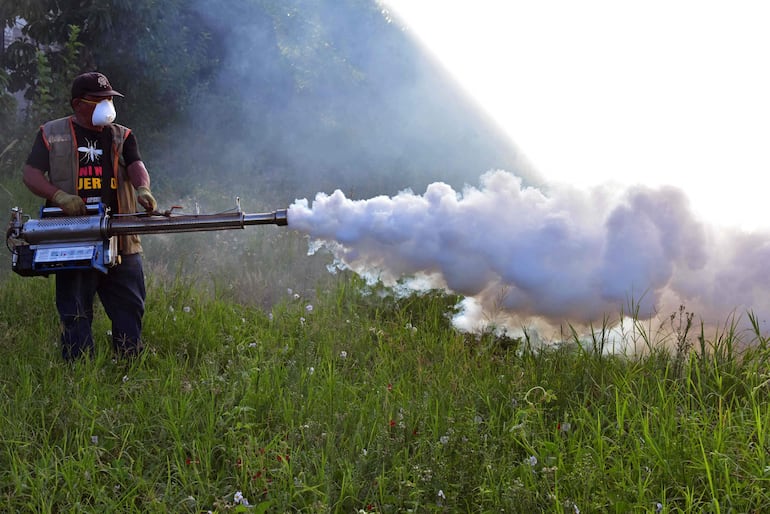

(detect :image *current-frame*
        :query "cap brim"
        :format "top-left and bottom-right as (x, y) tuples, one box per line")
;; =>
(89, 90), (124, 98)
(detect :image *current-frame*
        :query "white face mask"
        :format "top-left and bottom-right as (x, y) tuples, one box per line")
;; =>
(91, 99), (116, 126)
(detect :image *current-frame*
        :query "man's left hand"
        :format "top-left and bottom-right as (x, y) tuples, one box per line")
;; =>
(136, 186), (157, 212)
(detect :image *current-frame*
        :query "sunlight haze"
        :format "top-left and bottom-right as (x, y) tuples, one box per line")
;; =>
(381, 1), (770, 230)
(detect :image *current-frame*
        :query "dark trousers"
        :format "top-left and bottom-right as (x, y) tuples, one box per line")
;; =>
(55, 253), (146, 360)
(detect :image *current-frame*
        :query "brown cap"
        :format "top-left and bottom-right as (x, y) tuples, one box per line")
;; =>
(71, 72), (124, 99)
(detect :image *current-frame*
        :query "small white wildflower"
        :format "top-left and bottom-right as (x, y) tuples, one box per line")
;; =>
(362, 448), (368, 456)
(340, 350), (348, 359)
(439, 435), (450, 445)
(183, 306), (191, 313)
(233, 491), (249, 505)
(91, 435), (99, 445)
(122, 375), (129, 383)
(300, 317), (306, 325)
(437, 489), (446, 500)
(241, 317), (246, 323)
(655, 502), (663, 513)
(293, 293), (300, 300)
(305, 304), (313, 312)
(527, 455), (538, 467)
(308, 366), (315, 375)
(106, 329), (112, 336)
(248, 342), (257, 348)
(268, 312), (274, 322)
(168, 305), (175, 312)
(287, 288), (293, 295)
(573, 503), (580, 514)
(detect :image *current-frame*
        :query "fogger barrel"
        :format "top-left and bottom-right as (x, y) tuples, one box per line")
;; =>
(7, 203), (288, 276)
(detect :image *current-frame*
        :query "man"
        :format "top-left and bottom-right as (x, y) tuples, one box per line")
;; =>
(22, 71), (158, 361)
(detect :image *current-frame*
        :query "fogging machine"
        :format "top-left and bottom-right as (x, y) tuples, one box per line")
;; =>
(6, 199), (288, 276)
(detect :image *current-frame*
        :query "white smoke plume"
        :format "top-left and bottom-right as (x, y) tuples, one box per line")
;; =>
(287, 170), (770, 336)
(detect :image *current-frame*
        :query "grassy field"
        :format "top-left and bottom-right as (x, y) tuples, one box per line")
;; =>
(1, 260), (770, 512)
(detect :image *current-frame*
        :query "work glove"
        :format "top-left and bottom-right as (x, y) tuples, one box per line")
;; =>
(136, 186), (157, 212)
(52, 190), (86, 216)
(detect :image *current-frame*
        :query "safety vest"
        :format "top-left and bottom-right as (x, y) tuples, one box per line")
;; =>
(41, 116), (142, 255)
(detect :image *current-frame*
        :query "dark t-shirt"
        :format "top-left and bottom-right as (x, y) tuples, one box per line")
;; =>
(26, 122), (142, 211)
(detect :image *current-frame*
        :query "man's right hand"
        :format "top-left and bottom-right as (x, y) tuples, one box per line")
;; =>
(52, 190), (86, 216)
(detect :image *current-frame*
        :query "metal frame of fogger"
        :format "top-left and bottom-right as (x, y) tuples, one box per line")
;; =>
(6, 199), (288, 276)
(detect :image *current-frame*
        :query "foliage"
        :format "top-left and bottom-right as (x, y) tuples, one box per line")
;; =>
(1, 16), (83, 177)
(27, 25), (82, 123)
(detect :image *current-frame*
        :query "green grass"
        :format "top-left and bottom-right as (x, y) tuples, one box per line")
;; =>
(1, 270), (770, 513)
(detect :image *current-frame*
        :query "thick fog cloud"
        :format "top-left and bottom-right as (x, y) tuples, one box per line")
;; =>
(289, 170), (770, 335)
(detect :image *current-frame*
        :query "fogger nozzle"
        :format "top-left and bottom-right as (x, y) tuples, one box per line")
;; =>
(244, 208), (288, 226)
